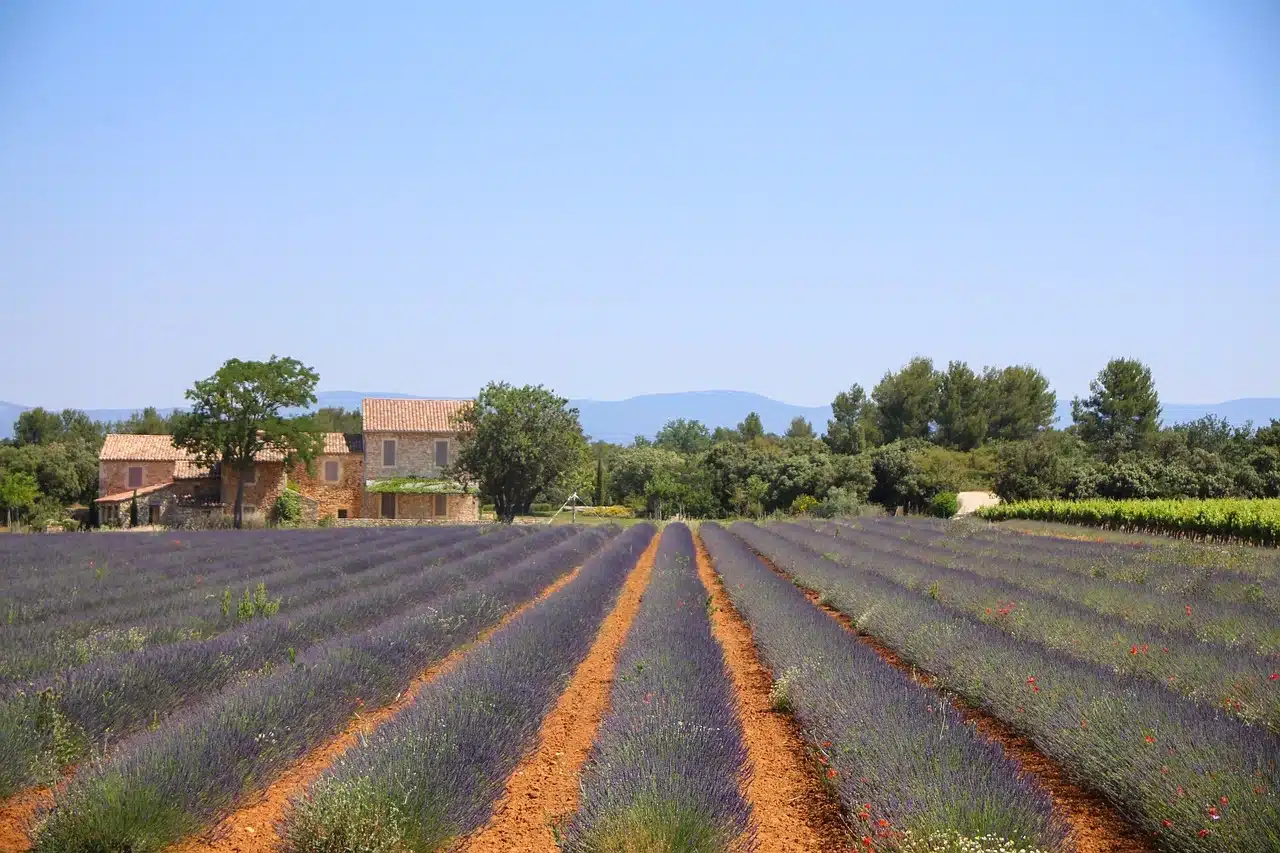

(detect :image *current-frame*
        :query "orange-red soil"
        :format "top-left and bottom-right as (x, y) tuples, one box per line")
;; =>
(693, 531), (852, 853)
(0, 785), (55, 853)
(761, 554), (1154, 853)
(461, 527), (661, 853)
(165, 563), (589, 853)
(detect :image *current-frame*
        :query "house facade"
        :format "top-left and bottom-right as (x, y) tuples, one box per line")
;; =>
(95, 398), (477, 525)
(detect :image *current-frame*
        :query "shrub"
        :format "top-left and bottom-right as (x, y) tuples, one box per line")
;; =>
(576, 505), (634, 518)
(318, 514), (336, 528)
(814, 487), (859, 519)
(930, 492), (959, 519)
(789, 495), (820, 516)
(273, 490), (303, 526)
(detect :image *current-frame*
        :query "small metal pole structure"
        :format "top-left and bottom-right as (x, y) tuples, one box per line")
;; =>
(548, 491), (586, 525)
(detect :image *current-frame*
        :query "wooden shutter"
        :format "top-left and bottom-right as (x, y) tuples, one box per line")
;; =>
(383, 439), (396, 467)
(434, 494), (447, 517)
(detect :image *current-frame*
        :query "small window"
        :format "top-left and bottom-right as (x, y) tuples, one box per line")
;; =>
(434, 494), (447, 517)
(337, 508), (348, 519)
(434, 440), (449, 467)
(243, 466), (256, 485)
(383, 439), (397, 467)
(324, 460), (340, 482)
(128, 466), (143, 488)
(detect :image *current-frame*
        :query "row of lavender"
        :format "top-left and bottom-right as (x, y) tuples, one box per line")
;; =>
(31, 525), (638, 853)
(563, 523), (750, 851)
(2, 526), (406, 613)
(701, 523), (1067, 852)
(780, 522), (1279, 729)
(1, 526), (491, 680)
(730, 522), (1279, 853)
(0, 525), (576, 798)
(278, 524), (658, 853)
(844, 517), (1279, 650)
(890, 516), (1280, 610)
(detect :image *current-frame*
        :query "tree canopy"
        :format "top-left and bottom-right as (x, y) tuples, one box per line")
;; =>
(873, 356), (940, 442)
(171, 356), (323, 528)
(1071, 357), (1161, 452)
(449, 382), (588, 523)
(653, 418), (712, 454)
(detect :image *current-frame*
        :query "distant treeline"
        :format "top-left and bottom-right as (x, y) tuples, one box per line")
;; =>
(540, 357), (1280, 518)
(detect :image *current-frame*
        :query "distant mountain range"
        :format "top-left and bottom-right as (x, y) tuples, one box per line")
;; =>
(3, 391), (1279, 444)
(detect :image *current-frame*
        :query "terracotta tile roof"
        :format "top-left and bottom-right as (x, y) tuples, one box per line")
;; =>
(323, 433), (363, 454)
(362, 398), (471, 433)
(174, 460), (217, 479)
(100, 432), (358, 463)
(95, 482), (174, 504)
(100, 434), (186, 461)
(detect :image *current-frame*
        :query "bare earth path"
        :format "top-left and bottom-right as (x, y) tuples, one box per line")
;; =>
(757, 551), (1155, 853)
(0, 785), (57, 852)
(163, 560), (595, 853)
(462, 528), (661, 853)
(693, 530), (853, 853)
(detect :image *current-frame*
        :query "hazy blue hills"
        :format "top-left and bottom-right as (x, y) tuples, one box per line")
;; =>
(2, 391), (1279, 444)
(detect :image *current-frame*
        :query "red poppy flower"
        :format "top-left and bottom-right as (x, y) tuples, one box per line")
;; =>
(861, 838), (874, 848)
(827, 768), (838, 779)
(1220, 796), (1229, 805)
(1198, 829), (1210, 838)
(1271, 673), (1278, 681)
(1026, 676), (1036, 684)
(822, 740), (831, 748)
(877, 819), (889, 828)
(1185, 605), (1193, 617)
(1145, 735), (1156, 744)
(857, 812), (870, 821)
(1161, 819), (1172, 828)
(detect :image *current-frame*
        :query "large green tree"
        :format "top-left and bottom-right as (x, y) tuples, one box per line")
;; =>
(653, 418), (712, 454)
(171, 356), (324, 528)
(1071, 357), (1161, 452)
(983, 365), (1057, 442)
(934, 361), (988, 450)
(449, 382), (587, 523)
(737, 412), (765, 442)
(0, 471), (39, 527)
(12, 408), (103, 447)
(873, 357), (940, 443)
(785, 417), (815, 440)
(824, 383), (879, 454)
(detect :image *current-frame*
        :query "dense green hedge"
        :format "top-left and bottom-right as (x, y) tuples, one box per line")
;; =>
(978, 497), (1280, 546)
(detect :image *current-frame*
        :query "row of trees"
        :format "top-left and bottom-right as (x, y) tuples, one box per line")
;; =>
(522, 356), (1279, 518)
(4, 353), (1276, 527)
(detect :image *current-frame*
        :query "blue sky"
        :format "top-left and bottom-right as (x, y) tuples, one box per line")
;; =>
(1, 2), (1276, 410)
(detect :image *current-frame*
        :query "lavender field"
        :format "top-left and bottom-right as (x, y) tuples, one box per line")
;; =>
(1, 518), (1276, 853)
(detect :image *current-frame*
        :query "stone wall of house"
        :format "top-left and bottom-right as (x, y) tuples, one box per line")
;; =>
(362, 491), (479, 522)
(221, 462), (287, 515)
(362, 431), (458, 480)
(99, 460), (176, 497)
(288, 454), (364, 520)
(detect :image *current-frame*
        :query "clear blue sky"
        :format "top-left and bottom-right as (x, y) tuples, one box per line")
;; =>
(1, 2), (1276, 410)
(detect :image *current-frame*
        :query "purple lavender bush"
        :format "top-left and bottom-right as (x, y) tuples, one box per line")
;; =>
(562, 523), (751, 852)
(0, 525), (566, 798)
(770, 522), (1279, 729)
(30, 526), (622, 853)
(701, 523), (1067, 853)
(728, 522), (1280, 853)
(279, 524), (658, 853)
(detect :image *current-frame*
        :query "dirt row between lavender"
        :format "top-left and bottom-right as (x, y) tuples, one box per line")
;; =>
(753, 549), (1156, 853)
(692, 531), (853, 853)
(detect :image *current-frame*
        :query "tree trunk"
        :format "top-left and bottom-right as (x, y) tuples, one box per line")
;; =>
(234, 475), (246, 530)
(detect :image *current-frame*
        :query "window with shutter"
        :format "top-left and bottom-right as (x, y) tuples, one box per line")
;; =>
(434, 494), (447, 517)
(128, 467), (143, 488)
(435, 440), (448, 467)
(324, 460), (340, 482)
(383, 439), (396, 467)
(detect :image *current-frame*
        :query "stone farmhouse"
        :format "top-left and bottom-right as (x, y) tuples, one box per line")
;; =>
(95, 398), (478, 525)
